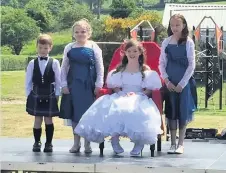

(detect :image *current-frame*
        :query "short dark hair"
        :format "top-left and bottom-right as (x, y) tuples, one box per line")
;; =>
(37, 34), (53, 46)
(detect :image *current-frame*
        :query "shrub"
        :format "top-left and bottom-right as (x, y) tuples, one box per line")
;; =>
(97, 43), (120, 76)
(59, 3), (94, 30)
(110, 0), (136, 18)
(1, 55), (63, 71)
(1, 55), (27, 71)
(91, 19), (106, 41)
(25, 0), (54, 32)
(103, 12), (163, 42)
(1, 8), (40, 55)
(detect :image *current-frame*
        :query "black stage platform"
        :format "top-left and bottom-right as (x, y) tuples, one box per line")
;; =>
(1, 137), (226, 173)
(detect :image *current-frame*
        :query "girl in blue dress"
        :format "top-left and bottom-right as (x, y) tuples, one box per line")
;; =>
(60, 19), (104, 153)
(159, 14), (196, 154)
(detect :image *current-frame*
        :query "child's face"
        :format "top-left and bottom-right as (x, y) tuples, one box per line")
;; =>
(170, 17), (185, 36)
(37, 43), (52, 57)
(74, 25), (90, 43)
(125, 46), (141, 61)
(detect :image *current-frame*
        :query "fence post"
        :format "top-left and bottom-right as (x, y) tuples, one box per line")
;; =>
(139, 26), (143, 41)
(127, 27), (131, 39)
(205, 28), (210, 108)
(219, 26), (224, 109)
(192, 26), (196, 45)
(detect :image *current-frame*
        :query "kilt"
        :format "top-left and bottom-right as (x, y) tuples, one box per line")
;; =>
(26, 85), (60, 117)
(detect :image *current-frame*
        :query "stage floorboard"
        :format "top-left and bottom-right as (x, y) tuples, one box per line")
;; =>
(1, 137), (226, 173)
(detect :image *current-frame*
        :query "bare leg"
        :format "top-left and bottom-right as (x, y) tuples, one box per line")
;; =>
(167, 119), (177, 154)
(168, 119), (177, 145)
(34, 116), (43, 129)
(111, 134), (124, 154)
(178, 125), (187, 146)
(175, 125), (187, 154)
(44, 117), (53, 125)
(84, 139), (92, 153)
(69, 122), (81, 153)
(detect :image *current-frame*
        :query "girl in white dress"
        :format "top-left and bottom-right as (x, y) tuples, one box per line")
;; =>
(75, 39), (162, 156)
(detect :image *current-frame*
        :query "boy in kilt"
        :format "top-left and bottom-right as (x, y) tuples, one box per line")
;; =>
(25, 34), (61, 152)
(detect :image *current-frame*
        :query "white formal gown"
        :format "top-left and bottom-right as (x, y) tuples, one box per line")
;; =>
(74, 70), (162, 145)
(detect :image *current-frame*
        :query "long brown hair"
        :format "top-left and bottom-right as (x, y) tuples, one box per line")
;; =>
(113, 39), (148, 80)
(167, 14), (189, 44)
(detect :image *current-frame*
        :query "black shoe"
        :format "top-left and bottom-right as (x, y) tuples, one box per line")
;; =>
(43, 143), (53, 153)
(33, 142), (41, 152)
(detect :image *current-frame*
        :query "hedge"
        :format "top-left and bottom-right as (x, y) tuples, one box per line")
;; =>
(1, 55), (27, 71)
(2, 46), (226, 81)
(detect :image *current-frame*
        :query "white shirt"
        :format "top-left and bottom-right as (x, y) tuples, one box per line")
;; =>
(158, 36), (195, 88)
(61, 41), (104, 88)
(25, 57), (61, 97)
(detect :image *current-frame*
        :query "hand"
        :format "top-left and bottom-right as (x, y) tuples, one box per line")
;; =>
(94, 87), (101, 95)
(126, 92), (135, 97)
(62, 87), (70, 94)
(143, 89), (151, 96)
(166, 81), (176, 92)
(174, 84), (183, 93)
(113, 87), (121, 93)
(164, 78), (170, 84)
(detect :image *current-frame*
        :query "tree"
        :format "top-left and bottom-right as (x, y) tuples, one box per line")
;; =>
(110, 0), (136, 18)
(90, 0), (108, 19)
(47, 0), (77, 15)
(159, 0), (165, 4)
(81, 0), (106, 10)
(1, 6), (15, 15)
(1, 0), (31, 8)
(1, 9), (40, 55)
(59, 3), (94, 29)
(1, 0), (19, 8)
(25, 0), (54, 32)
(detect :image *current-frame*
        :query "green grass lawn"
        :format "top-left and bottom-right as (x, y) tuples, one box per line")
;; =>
(1, 71), (226, 138)
(195, 83), (226, 116)
(1, 71), (26, 101)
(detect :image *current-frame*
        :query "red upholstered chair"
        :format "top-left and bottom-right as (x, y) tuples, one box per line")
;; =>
(97, 42), (164, 157)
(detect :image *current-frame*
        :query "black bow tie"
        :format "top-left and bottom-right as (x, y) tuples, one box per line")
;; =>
(40, 57), (48, 61)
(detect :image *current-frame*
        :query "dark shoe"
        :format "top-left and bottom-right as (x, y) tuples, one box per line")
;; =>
(43, 143), (53, 153)
(33, 142), (41, 152)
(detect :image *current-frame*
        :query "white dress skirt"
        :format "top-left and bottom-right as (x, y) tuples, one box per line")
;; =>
(74, 70), (162, 145)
